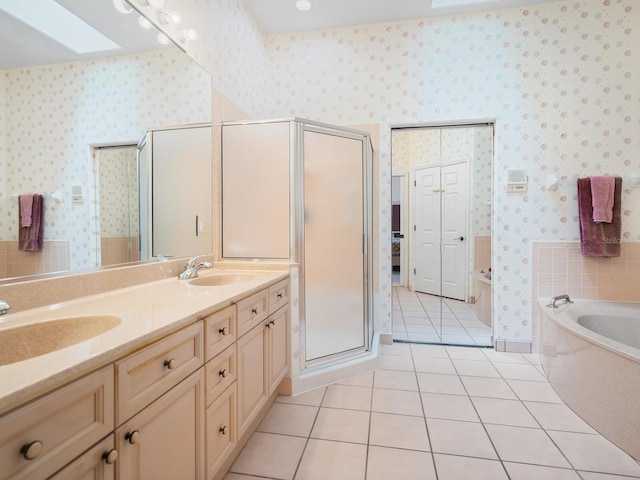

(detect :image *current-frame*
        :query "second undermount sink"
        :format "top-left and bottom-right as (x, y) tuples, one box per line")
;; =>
(189, 274), (256, 287)
(0, 315), (121, 366)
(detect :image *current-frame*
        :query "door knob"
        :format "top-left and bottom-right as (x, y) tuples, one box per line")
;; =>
(454, 236), (464, 241)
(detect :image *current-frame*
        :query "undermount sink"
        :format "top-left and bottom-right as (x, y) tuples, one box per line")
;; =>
(0, 315), (121, 366)
(189, 274), (256, 287)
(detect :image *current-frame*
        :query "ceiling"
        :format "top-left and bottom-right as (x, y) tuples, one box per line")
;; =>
(244, 0), (563, 34)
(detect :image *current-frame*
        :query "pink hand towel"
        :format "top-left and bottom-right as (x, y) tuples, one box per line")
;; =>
(578, 177), (621, 257)
(589, 175), (615, 223)
(19, 194), (44, 252)
(19, 193), (35, 227)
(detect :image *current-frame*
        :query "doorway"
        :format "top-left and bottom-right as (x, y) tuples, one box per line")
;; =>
(391, 173), (408, 287)
(391, 122), (494, 347)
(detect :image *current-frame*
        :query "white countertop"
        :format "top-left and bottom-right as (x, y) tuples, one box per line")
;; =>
(0, 269), (288, 415)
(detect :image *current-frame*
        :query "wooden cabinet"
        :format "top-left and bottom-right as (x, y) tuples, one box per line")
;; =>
(236, 289), (269, 337)
(206, 383), (236, 478)
(268, 306), (289, 395)
(0, 366), (114, 480)
(49, 435), (116, 480)
(116, 369), (205, 480)
(205, 305), (236, 361)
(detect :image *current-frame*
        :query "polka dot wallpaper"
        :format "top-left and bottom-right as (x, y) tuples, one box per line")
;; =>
(0, 48), (212, 270)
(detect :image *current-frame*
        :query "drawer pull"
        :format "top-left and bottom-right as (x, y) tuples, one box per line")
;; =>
(219, 425), (229, 436)
(219, 369), (229, 378)
(103, 449), (118, 465)
(125, 430), (140, 445)
(218, 326), (229, 336)
(277, 293), (283, 299)
(164, 358), (177, 370)
(251, 307), (258, 314)
(21, 440), (43, 460)
(266, 319), (275, 329)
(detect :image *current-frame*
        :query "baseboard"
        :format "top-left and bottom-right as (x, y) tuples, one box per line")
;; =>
(495, 339), (532, 353)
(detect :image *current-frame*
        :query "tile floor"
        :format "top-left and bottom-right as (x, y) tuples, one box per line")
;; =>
(225, 343), (640, 480)
(393, 286), (493, 346)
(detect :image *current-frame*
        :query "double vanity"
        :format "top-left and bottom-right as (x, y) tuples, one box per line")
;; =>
(0, 269), (290, 480)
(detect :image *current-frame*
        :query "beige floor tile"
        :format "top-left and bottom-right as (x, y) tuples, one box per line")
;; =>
(225, 474), (268, 480)
(379, 342), (412, 356)
(460, 376), (518, 399)
(257, 402), (319, 437)
(377, 354), (415, 371)
(524, 401), (597, 433)
(548, 431), (640, 477)
(410, 343), (449, 358)
(416, 372), (466, 395)
(427, 418), (497, 459)
(577, 472), (640, 480)
(230, 432), (307, 480)
(503, 462), (582, 480)
(337, 371), (375, 388)
(452, 358), (501, 378)
(276, 386), (327, 407)
(374, 369), (418, 391)
(405, 324), (437, 334)
(482, 349), (530, 364)
(506, 379), (563, 403)
(407, 332), (443, 343)
(413, 356), (457, 374)
(371, 388), (423, 416)
(295, 439), (367, 480)
(369, 412), (430, 451)
(421, 392), (480, 422)
(321, 384), (372, 411)
(445, 346), (489, 361)
(310, 408), (370, 444)
(366, 446), (436, 480)
(472, 397), (538, 427)
(485, 424), (570, 468)
(433, 454), (508, 480)
(493, 363), (547, 382)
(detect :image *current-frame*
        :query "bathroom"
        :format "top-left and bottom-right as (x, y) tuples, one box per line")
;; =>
(1, 0), (640, 478)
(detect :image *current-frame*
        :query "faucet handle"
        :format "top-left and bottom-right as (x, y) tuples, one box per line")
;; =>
(184, 255), (206, 269)
(0, 300), (10, 315)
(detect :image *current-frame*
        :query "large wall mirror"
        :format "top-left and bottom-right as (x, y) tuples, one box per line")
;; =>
(391, 123), (493, 347)
(0, 0), (212, 281)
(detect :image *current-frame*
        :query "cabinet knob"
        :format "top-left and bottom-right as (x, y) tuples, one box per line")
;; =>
(219, 369), (229, 378)
(103, 449), (118, 465)
(277, 293), (283, 299)
(125, 430), (140, 445)
(219, 425), (229, 436)
(164, 358), (177, 370)
(265, 319), (275, 329)
(218, 326), (229, 336)
(20, 440), (43, 460)
(251, 307), (258, 314)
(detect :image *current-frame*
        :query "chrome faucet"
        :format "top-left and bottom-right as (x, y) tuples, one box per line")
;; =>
(0, 300), (9, 315)
(547, 294), (573, 308)
(178, 256), (212, 280)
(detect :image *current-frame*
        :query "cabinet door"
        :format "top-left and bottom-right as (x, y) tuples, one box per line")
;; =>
(268, 306), (289, 395)
(206, 383), (236, 478)
(116, 369), (205, 480)
(49, 435), (116, 480)
(236, 323), (268, 437)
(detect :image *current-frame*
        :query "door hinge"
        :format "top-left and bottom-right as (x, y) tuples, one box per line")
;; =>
(413, 225), (416, 231)
(414, 180), (417, 187)
(413, 268), (416, 275)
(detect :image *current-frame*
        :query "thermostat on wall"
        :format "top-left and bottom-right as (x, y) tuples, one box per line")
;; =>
(506, 168), (528, 193)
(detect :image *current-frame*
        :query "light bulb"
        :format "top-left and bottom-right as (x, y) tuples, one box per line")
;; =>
(296, 0), (313, 11)
(157, 33), (170, 45)
(179, 28), (198, 42)
(138, 16), (152, 29)
(138, 0), (165, 9)
(113, 0), (133, 14)
(159, 10), (182, 26)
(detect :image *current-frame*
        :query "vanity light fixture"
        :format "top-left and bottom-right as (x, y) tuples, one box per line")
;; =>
(137, 0), (165, 9)
(295, 0), (313, 11)
(112, 0), (133, 14)
(138, 15), (152, 29)
(157, 32), (170, 45)
(178, 28), (198, 42)
(159, 10), (182, 26)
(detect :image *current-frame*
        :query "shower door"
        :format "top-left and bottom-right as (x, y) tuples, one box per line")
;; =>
(301, 126), (372, 364)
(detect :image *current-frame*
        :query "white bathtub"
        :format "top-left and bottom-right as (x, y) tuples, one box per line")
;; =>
(540, 299), (640, 460)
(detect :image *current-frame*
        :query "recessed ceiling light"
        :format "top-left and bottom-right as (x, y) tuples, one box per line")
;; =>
(0, 0), (120, 54)
(295, 0), (313, 12)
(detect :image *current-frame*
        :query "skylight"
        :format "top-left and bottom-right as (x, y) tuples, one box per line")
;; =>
(431, 0), (494, 8)
(0, 0), (120, 54)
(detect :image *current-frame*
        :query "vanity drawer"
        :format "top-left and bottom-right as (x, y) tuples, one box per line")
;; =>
(268, 279), (290, 314)
(205, 305), (236, 361)
(116, 321), (204, 424)
(206, 382), (236, 479)
(205, 345), (236, 407)
(237, 289), (269, 337)
(0, 366), (114, 480)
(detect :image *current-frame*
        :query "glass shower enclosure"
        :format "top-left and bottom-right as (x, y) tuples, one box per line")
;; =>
(221, 118), (373, 368)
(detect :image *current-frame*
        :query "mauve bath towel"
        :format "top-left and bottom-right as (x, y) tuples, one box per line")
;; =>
(577, 177), (622, 257)
(18, 194), (44, 252)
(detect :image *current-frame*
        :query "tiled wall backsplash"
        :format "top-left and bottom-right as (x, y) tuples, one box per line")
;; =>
(474, 236), (491, 270)
(531, 241), (640, 350)
(0, 241), (70, 278)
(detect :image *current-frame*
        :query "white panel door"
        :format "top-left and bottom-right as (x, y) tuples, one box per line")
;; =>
(441, 162), (468, 301)
(303, 130), (365, 362)
(413, 166), (441, 295)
